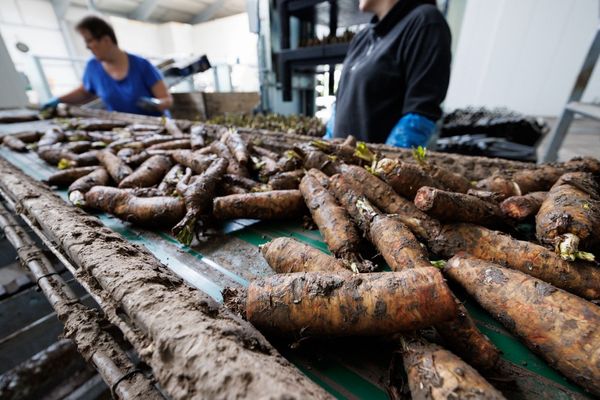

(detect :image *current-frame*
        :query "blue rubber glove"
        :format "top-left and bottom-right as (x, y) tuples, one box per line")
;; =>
(41, 97), (60, 110)
(385, 113), (436, 148)
(323, 104), (336, 139)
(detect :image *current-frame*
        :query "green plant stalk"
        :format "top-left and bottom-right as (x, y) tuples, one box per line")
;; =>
(556, 233), (595, 262)
(411, 145), (428, 167)
(354, 141), (376, 163)
(57, 158), (73, 170)
(176, 217), (196, 246)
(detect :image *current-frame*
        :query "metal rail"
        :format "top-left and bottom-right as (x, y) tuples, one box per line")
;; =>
(0, 186), (149, 357)
(541, 24), (600, 162)
(0, 198), (163, 400)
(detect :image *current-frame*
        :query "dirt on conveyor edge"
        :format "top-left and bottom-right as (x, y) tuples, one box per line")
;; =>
(0, 157), (333, 400)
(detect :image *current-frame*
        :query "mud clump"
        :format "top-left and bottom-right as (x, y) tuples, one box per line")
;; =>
(0, 158), (333, 400)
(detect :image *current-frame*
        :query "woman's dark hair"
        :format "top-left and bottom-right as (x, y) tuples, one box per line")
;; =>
(76, 16), (118, 45)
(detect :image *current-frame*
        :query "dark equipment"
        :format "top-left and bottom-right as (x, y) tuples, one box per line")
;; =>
(436, 134), (537, 163)
(437, 107), (549, 162)
(163, 55), (212, 78)
(440, 107), (547, 146)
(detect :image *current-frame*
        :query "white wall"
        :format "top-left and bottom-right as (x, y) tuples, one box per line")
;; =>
(158, 22), (194, 56)
(105, 14), (260, 91)
(108, 17), (163, 58)
(103, 14), (259, 69)
(0, 0), (67, 66)
(192, 14), (258, 66)
(191, 14), (259, 92)
(446, 0), (600, 116)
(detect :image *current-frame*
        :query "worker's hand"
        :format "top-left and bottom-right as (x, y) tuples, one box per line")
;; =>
(136, 96), (162, 112)
(41, 97), (60, 110)
(385, 113), (436, 148)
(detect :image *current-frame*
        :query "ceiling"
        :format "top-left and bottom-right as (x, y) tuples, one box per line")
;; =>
(65, 0), (248, 24)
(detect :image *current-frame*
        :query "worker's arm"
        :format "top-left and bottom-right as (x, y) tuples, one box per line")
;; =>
(149, 80), (173, 111)
(136, 80), (172, 113)
(399, 19), (451, 145)
(136, 58), (173, 113)
(386, 19), (450, 148)
(59, 85), (97, 104)
(41, 85), (96, 109)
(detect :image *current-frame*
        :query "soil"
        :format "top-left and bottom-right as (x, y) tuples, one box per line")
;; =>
(0, 201), (161, 399)
(0, 157), (332, 400)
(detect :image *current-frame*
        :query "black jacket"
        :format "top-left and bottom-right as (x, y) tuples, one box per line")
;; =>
(334, 0), (451, 143)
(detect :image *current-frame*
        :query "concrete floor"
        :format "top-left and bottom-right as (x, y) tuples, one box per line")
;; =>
(538, 116), (600, 162)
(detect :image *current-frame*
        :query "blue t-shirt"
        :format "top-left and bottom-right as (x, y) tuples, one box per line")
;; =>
(83, 53), (164, 116)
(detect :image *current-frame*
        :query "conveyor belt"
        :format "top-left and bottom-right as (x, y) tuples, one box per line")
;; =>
(0, 126), (593, 399)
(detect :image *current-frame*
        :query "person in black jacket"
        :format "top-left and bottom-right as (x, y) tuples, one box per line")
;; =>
(326, 0), (451, 147)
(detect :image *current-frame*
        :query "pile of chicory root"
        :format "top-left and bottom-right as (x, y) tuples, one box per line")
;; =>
(3, 117), (600, 398)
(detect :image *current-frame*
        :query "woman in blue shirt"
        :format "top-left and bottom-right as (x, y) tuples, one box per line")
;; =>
(43, 16), (172, 116)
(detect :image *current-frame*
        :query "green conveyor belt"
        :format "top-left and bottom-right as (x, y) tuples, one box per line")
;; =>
(0, 146), (593, 400)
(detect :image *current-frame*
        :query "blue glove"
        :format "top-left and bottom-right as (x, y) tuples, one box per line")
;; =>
(385, 113), (436, 148)
(136, 96), (161, 112)
(41, 97), (60, 110)
(323, 104), (336, 139)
